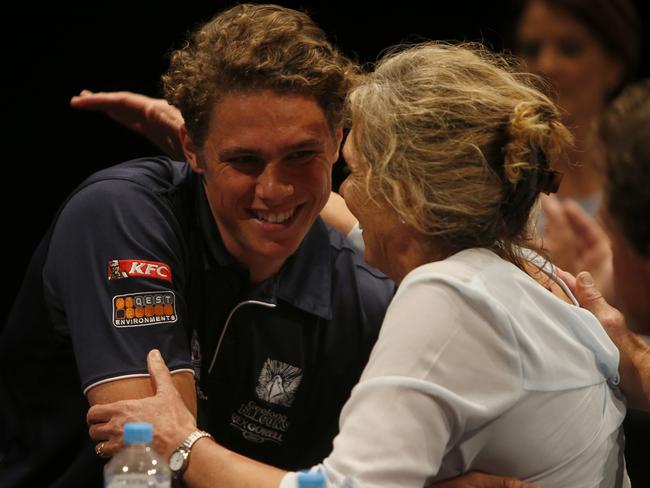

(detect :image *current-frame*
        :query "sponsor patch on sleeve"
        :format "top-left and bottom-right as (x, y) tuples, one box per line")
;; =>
(112, 291), (178, 327)
(107, 259), (172, 282)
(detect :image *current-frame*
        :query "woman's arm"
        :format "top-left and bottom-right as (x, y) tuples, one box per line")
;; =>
(70, 90), (185, 159)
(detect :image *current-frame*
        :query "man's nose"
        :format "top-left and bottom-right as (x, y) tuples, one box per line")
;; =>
(255, 164), (294, 203)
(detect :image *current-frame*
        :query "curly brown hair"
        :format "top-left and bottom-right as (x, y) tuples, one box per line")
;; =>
(598, 79), (650, 257)
(162, 3), (360, 146)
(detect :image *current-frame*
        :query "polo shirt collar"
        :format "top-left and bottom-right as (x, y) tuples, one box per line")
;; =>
(194, 177), (333, 321)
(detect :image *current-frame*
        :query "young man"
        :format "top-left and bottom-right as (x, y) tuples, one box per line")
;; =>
(0, 5), (394, 486)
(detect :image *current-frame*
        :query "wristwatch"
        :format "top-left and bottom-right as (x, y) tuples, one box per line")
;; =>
(169, 430), (213, 480)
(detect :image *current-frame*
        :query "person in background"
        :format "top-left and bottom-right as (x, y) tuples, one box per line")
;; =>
(512, 0), (640, 298)
(88, 41), (628, 488)
(533, 78), (650, 487)
(595, 79), (650, 336)
(513, 0), (640, 215)
(589, 79), (650, 487)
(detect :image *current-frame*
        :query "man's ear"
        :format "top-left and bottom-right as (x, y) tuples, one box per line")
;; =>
(181, 124), (204, 174)
(332, 126), (344, 163)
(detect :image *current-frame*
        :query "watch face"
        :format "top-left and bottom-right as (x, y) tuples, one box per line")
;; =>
(169, 450), (186, 471)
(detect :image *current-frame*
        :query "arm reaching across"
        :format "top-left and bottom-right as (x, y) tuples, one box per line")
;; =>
(429, 473), (537, 488)
(70, 90), (185, 159)
(321, 191), (358, 236)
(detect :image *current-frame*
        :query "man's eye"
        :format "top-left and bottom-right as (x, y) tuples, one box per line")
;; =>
(558, 39), (585, 58)
(228, 156), (259, 164)
(287, 151), (316, 164)
(226, 157), (264, 172)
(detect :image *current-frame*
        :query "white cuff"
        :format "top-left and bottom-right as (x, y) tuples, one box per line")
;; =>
(346, 221), (365, 254)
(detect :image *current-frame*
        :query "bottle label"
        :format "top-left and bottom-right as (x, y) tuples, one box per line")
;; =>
(105, 474), (171, 487)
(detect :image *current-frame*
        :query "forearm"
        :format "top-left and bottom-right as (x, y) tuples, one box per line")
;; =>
(183, 438), (287, 488)
(616, 331), (650, 411)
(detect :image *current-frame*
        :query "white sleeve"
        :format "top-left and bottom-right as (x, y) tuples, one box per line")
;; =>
(346, 222), (365, 254)
(319, 274), (523, 487)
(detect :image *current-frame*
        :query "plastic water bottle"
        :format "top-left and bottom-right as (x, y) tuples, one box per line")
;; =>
(104, 422), (171, 487)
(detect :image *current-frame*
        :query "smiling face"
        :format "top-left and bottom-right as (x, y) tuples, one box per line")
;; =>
(516, 0), (622, 123)
(183, 90), (341, 282)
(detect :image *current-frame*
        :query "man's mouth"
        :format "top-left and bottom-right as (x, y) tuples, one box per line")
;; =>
(251, 207), (298, 224)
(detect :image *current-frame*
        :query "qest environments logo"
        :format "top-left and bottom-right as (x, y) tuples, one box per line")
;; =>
(112, 291), (177, 327)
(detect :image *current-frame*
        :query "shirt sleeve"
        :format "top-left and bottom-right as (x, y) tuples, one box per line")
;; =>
(345, 222), (365, 255)
(319, 272), (524, 487)
(43, 178), (193, 394)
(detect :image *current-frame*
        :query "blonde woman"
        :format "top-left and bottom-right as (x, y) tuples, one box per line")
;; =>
(87, 42), (627, 487)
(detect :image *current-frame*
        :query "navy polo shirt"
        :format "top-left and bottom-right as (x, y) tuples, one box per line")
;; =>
(0, 157), (395, 487)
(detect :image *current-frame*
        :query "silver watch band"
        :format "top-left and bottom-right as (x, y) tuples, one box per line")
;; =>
(181, 430), (213, 452)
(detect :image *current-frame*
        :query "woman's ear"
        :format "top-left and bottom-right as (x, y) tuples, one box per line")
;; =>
(332, 126), (344, 164)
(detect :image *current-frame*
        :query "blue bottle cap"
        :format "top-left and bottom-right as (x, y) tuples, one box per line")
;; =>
(123, 422), (153, 445)
(297, 470), (325, 488)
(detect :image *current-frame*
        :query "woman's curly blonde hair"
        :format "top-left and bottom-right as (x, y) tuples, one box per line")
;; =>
(163, 3), (360, 146)
(347, 42), (572, 264)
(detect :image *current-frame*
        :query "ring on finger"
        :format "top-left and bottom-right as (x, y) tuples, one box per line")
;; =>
(95, 441), (108, 458)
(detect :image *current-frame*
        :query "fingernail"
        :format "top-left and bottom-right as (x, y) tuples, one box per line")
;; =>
(150, 349), (162, 360)
(578, 272), (593, 286)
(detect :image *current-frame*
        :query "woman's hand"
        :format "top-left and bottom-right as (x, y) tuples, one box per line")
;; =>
(70, 90), (185, 160)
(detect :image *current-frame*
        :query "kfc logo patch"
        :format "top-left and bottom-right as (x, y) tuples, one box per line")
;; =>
(107, 259), (172, 282)
(112, 291), (177, 327)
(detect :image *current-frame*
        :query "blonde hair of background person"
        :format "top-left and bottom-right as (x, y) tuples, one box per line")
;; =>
(87, 42), (628, 488)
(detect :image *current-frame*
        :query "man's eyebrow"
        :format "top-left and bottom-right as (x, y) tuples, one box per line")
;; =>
(284, 138), (326, 151)
(219, 147), (263, 159)
(219, 139), (326, 159)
